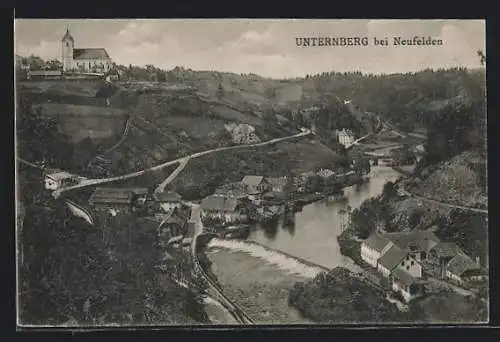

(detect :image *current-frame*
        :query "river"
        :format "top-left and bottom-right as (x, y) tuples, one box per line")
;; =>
(246, 166), (401, 271)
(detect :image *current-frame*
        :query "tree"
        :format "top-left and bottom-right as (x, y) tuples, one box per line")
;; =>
(382, 181), (398, 199)
(477, 50), (485, 66)
(216, 83), (224, 100)
(157, 71), (166, 82)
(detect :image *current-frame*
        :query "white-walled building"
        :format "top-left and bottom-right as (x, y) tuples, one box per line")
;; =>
(336, 128), (355, 147)
(377, 244), (422, 279)
(61, 28), (113, 74)
(361, 233), (393, 268)
(44, 171), (78, 190)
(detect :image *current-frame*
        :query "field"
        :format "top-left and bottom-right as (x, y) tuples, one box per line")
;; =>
(30, 103), (127, 143)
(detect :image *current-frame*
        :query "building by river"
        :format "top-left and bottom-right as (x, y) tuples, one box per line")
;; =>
(247, 166), (401, 270)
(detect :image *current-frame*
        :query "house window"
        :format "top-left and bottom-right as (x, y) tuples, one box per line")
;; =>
(411, 261), (415, 266)
(406, 266), (410, 270)
(406, 255), (410, 260)
(401, 261), (405, 266)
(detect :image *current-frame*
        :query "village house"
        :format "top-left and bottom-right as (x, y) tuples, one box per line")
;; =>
(360, 233), (393, 268)
(44, 171), (79, 190)
(200, 194), (249, 225)
(61, 28), (113, 74)
(336, 128), (355, 147)
(392, 268), (425, 303)
(445, 253), (481, 285)
(266, 176), (291, 193)
(241, 175), (270, 196)
(153, 191), (184, 212)
(382, 231), (440, 262)
(89, 187), (149, 216)
(214, 185), (248, 200)
(428, 241), (461, 278)
(377, 244), (422, 279)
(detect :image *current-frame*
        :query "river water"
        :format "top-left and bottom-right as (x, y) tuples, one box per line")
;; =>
(245, 166), (401, 271)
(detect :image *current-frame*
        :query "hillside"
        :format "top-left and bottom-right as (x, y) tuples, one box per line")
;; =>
(408, 150), (487, 208)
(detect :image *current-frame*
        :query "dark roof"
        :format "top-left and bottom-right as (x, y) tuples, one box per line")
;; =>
(378, 245), (408, 271)
(200, 194), (239, 211)
(89, 188), (133, 205)
(154, 191), (182, 202)
(73, 48), (110, 60)
(393, 268), (416, 287)
(363, 233), (391, 253)
(89, 187), (147, 205)
(241, 175), (265, 186)
(446, 253), (479, 277)
(461, 268), (487, 278)
(61, 29), (74, 42)
(430, 242), (461, 259)
(383, 231), (440, 253)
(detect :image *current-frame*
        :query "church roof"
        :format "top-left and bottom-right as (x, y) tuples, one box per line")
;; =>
(74, 48), (110, 60)
(61, 28), (74, 42)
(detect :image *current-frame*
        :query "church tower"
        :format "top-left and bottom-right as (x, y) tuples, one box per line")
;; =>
(61, 27), (74, 72)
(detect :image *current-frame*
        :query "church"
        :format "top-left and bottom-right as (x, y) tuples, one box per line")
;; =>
(61, 27), (113, 74)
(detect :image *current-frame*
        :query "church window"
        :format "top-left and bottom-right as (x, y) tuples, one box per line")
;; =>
(66, 42), (69, 47)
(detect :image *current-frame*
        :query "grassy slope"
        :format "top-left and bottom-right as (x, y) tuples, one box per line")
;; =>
(408, 150), (487, 208)
(20, 76), (348, 193)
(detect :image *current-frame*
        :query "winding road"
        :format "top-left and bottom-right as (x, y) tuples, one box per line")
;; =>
(52, 129), (312, 197)
(188, 203), (255, 325)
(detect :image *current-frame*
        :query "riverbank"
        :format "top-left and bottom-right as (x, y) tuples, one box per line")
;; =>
(205, 242), (316, 324)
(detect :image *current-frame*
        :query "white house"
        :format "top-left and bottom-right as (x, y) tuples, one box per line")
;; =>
(44, 171), (78, 190)
(383, 231), (440, 263)
(392, 268), (424, 303)
(200, 194), (248, 224)
(154, 191), (184, 212)
(360, 233), (393, 268)
(377, 244), (422, 279)
(336, 128), (355, 147)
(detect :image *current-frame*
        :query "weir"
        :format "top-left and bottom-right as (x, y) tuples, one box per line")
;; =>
(207, 238), (329, 279)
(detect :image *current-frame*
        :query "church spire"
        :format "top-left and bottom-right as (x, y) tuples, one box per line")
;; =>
(62, 25), (74, 42)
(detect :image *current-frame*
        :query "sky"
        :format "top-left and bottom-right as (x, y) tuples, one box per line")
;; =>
(14, 19), (485, 79)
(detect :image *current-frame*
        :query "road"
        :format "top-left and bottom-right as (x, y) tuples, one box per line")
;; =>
(52, 129), (312, 197)
(399, 186), (488, 214)
(187, 203), (255, 325)
(154, 158), (188, 194)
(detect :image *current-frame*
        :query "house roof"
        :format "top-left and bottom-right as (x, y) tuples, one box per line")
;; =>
(383, 231), (440, 253)
(430, 242), (461, 259)
(363, 233), (392, 253)
(461, 268), (487, 278)
(446, 253), (479, 277)
(392, 268), (416, 287)
(378, 245), (408, 271)
(241, 175), (265, 186)
(267, 177), (288, 189)
(46, 171), (75, 181)
(73, 48), (110, 60)
(200, 194), (239, 211)
(154, 191), (182, 202)
(89, 187), (147, 205)
(89, 188), (134, 205)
